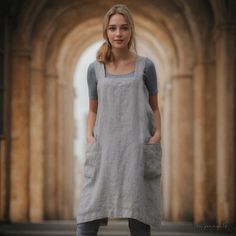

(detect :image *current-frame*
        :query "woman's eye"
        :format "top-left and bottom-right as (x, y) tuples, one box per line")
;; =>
(108, 27), (116, 31)
(107, 26), (129, 32)
(122, 27), (129, 31)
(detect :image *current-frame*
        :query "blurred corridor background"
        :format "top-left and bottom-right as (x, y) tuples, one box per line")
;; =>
(0, 0), (235, 229)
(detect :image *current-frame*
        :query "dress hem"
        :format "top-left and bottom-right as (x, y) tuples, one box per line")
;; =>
(76, 208), (162, 228)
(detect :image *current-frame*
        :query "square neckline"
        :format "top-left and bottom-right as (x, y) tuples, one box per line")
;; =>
(102, 55), (140, 79)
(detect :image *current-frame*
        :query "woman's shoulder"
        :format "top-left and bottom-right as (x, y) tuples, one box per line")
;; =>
(88, 60), (104, 72)
(138, 55), (154, 66)
(88, 61), (96, 71)
(137, 56), (155, 71)
(87, 61), (97, 81)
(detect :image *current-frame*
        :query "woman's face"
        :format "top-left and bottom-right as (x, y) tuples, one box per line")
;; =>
(107, 13), (131, 50)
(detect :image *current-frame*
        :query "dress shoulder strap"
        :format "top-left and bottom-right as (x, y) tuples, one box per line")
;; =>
(94, 60), (105, 82)
(134, 56), (146, 79)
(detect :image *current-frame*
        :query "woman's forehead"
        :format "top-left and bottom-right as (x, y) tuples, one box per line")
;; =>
(109, 14), (128, 25)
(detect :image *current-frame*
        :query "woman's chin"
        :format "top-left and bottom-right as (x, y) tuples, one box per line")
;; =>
(112, 44), (128, 50)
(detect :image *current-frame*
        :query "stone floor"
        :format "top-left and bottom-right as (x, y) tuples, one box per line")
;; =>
(0, 220), (235, 236)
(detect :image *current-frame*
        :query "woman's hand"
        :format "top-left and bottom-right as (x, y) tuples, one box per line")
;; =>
(147, 130), (161, 144)
(87, 135), (96, 144)
(86, 99), (98, 144)
(148, 95), (161, 144)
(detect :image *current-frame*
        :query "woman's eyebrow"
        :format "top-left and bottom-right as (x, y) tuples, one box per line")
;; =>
(108, 24), (129, 27)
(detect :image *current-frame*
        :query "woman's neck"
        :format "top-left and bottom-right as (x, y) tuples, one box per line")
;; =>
(111, 47), (133, 62)
(106, 48), (137, 74)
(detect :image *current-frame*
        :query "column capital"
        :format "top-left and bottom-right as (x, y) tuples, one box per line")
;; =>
(193, 61), (215, 71)
(31, 68), (45, 73)
(11, 49), (31, 58)
(31, 67), (58, 80)
(194, 61), (215, 66)
(216, 21), (236, 31)
(45, 67), (58, 80)
(213, 21), (236, 41)
(45, 73), (58, 80)
(171, 74), (192, 80)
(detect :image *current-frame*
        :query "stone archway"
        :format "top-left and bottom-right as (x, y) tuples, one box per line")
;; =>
(4, 0), (235, 226)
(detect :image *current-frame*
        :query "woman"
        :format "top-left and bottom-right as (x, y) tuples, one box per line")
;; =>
(76, 4), (162, 236)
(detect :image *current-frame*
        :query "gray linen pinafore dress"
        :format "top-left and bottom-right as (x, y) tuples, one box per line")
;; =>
(76, 56), (162, 228)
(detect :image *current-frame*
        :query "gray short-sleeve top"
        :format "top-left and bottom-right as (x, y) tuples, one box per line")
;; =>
(87, 57), (158, 99)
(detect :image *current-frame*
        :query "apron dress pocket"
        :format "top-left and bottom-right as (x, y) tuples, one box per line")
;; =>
(84, 142), (100, 179)
(143, 143), (162, 179)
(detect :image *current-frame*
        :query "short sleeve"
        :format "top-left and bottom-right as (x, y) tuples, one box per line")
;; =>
(87, 62), (98, 99)
(143, 58), (158, 96)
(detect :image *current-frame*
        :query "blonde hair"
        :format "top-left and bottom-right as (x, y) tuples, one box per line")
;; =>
(96, 4), (137, 63)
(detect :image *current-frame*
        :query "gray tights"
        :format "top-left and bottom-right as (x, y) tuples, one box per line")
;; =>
(77, 218), (151, 236)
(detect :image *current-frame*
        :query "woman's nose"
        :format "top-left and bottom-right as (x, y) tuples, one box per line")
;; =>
(115, 29), (121, 35)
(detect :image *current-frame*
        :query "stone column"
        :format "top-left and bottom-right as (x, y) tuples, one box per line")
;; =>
(57, 73), (74, 220)
(61, 79), (74, 219)
(215, 22), (236, 225)
(171, 74), (193, 221)
(57, 79), (74, 219)
(162, 80), (173, 220)
(10, 49), (30, 222)
(44, 73), (58, 219)
(29, 68), (45, 222)
(0, 140), (7, 220)
(193, 62), (216, 224)
(57, 82), (65, 219)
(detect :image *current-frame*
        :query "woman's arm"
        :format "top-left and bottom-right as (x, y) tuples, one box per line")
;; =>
(86, 99), (98, 144)
(143, 58), (161, 144)
(148, 94), (161, 144)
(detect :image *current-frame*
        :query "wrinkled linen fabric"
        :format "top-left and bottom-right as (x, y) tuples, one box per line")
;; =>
(76, 56), (162, 228)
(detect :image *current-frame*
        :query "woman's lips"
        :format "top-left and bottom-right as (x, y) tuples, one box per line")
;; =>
(114, 40), (123, 43)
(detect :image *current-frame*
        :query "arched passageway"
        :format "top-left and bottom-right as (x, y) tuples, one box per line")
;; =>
(0, 0), (235, 226)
